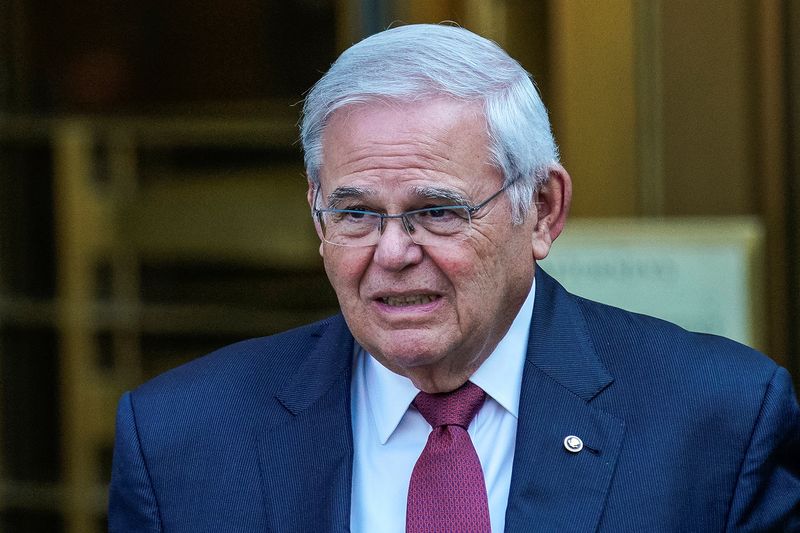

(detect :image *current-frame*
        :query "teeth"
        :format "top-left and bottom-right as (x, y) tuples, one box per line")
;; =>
(381, 295), (436, 307)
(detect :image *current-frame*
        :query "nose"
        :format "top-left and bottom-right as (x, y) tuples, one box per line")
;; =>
(372, 216), (423, 271)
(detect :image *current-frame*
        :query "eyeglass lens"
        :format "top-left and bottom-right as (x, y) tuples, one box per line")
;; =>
(318, 206), (473, 246)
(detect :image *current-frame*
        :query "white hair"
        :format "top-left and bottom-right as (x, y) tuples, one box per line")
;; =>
(300, 23), (559, 223)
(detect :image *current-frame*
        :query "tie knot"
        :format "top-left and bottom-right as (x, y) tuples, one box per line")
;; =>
(413, 381), (486, 429)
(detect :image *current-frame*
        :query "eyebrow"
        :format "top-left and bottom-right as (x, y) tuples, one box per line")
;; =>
(324, 184), (471, 209)
(326, 186), (374, 209)
(410, 185), (471, 206)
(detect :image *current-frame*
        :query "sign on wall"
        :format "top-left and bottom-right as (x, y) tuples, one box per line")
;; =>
(540, 218), (765, 350)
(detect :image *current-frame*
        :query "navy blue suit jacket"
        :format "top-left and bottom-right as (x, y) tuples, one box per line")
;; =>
(109, 269), (800, 532)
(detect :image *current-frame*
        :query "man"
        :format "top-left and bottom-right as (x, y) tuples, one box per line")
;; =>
(109, 24), (800, 532)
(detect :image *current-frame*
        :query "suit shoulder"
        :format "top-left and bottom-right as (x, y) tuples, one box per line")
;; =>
(130, 314), (344, 407)
(572, 294), (778, 381)
(565, 294), (793, 445)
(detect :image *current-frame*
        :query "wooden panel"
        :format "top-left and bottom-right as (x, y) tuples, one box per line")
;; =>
(503, 0), (550, 97)
(756, 1), (790, 361)
(395, 0), (465, 24)
(548, 0), (638, 217)
(122, 172), (319, 267)
(660, 0), (755, 216)
(788, 0), (800, 377)
(52, 121), (104, 533)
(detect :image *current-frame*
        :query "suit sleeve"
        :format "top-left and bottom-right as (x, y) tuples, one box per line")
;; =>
(108, 391), (163, 533)
(725, 366), (800, 532)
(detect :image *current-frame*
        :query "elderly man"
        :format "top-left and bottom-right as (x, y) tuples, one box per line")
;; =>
(110, 24), (799, 532)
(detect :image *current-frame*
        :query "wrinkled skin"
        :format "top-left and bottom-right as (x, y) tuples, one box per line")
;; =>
(309, 98), (571, 392)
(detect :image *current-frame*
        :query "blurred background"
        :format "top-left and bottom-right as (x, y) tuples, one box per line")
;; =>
(0, 0), (798, 531)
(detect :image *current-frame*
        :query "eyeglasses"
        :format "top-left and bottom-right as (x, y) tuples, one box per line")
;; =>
(312, 183), (511, 247)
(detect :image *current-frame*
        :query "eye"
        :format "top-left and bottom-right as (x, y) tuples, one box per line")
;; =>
(426, 207), (448, 218)
(332, 207), (376, 224)
(345, 210), (367, 220)
(417, 206), (467, 220)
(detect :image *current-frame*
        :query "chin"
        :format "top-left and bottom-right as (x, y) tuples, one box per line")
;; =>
(364, 332), (451, 372)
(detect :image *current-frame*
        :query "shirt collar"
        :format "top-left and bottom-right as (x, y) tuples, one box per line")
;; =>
(362, 278), (536, 444)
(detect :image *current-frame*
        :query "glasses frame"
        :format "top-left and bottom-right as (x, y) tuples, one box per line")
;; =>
(312, 183), (512, 247)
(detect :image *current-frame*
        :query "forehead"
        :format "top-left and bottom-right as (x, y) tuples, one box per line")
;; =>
(318, 98), (498, 196)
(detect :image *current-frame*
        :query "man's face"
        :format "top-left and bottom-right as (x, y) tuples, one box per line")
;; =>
(312, 99), (538, 391)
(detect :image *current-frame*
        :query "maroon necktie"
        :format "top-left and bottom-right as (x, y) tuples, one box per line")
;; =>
(406, 381), (491, 533)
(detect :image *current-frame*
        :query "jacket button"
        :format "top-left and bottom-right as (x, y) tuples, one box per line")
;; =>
(564, 435), (583, 453)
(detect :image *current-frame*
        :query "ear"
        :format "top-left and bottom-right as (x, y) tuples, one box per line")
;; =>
(307, 180), (325, 257)
(531, 164), (572, 261)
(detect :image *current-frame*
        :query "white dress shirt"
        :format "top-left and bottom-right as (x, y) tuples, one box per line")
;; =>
(350, 279), (535, 533)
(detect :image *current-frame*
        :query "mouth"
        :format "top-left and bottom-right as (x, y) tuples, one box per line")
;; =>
(379, 294), (440, 307)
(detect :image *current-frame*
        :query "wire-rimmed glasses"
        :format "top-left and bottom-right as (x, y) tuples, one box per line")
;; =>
(312, 184), (511, 247)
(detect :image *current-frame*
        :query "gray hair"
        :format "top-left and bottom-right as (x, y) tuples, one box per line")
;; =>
(300, 23), (559, 223)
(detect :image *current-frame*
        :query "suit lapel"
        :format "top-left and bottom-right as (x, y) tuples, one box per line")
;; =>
(505, 269), (626, 532)
(256, 315), (354, 533)
(254, 271), (625, 531)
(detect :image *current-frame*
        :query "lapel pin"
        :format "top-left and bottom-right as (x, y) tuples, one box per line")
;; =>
(563, 435), (584, 453)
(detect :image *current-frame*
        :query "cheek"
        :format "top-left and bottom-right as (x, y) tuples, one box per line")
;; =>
(432, 245), (495, 300)
(323, 247), (371, 296)
(447, 231), (532, 300)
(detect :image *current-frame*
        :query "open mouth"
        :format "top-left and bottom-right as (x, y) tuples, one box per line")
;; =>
(380, 294), (439, 307)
